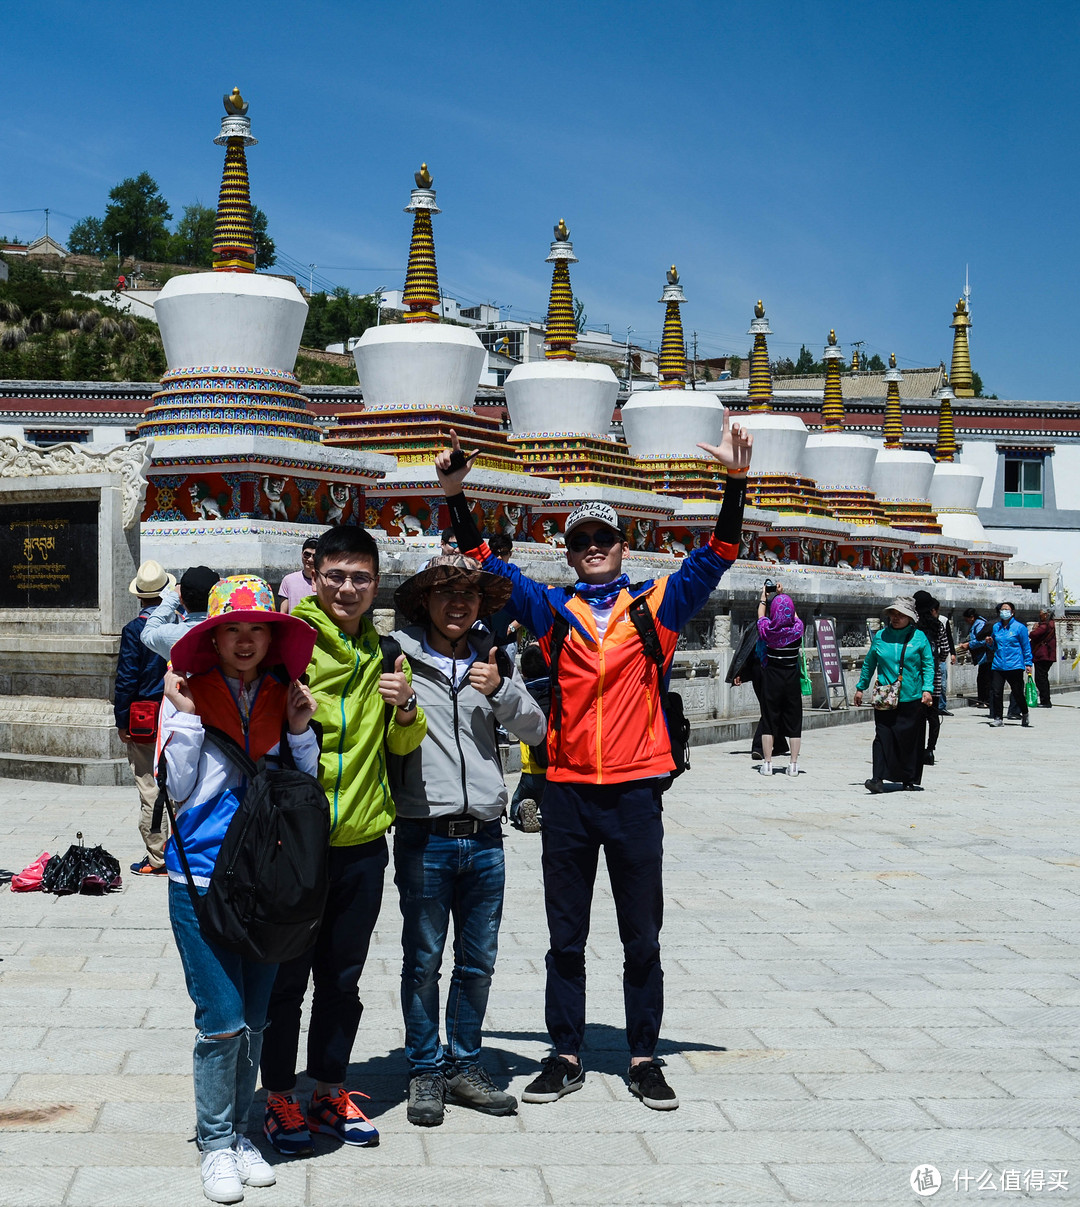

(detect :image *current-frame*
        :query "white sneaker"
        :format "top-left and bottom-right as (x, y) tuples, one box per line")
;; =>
(786, 763), (799, 777)
(757, 763), (773, 776)
(200, 1147), (244, 1204)
(234, 1135), (276, 1187)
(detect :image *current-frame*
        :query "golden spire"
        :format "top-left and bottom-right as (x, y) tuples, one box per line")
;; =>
(949, 295), (974, 397)
(883, 351), (903, 448)
(821, 328), (844, 431)
(401, 163), (442, 323)
(851, 348), (860, 371)
(212, 87), (257, 273)
(543, 217), (578, 360)
(657, 264), (687, 388)
(934, 373), (957, 462)
(747, 299), (773, 411)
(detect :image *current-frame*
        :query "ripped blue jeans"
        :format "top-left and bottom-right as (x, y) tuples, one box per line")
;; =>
(169, 881), (279, 1151)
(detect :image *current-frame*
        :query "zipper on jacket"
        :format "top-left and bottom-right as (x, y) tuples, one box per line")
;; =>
(334, 644), (363, 830)
(451, 678), (470, 815)
(596, 645), (605, 784)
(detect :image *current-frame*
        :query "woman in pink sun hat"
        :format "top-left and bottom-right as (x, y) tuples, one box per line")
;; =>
(158, 575), (321, 1204)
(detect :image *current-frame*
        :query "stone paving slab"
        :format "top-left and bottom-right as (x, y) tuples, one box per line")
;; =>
(2, 705), (1080, 1204)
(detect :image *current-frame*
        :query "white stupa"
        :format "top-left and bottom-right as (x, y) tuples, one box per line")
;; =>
(869, 354), (939, 532)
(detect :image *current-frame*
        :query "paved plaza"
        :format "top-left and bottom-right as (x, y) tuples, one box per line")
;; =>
(1, 701), (1079, 1206)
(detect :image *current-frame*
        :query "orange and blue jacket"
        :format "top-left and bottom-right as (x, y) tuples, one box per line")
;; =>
(463, 534), (738, 785)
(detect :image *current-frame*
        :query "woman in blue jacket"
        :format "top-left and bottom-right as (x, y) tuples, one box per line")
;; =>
(985, 601), (1034, 728)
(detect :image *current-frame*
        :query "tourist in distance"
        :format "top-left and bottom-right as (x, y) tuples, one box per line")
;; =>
(1029, 607), (1057, 708)
(260, 526), (427, 1157)
(754, 580), (804, 777)
(913, 590), (951, 768)
(141, 565), (220, 660)
(853, 596), (935, 793)
(157, 575), (319, 1204)
(115, 560), (171, 876)
(935, 601), (957, 715)
(276, 536), (318, 614)
(508, 642), (551, 833)
(433, 414), (752, 1112)
(726, 620), (789, 762)
(388, 555), (546, 1127)
(985, 601), (1034, 728)
(958, 607), (991, 707)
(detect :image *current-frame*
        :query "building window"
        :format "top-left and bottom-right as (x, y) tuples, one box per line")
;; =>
(24, 429), (90, 446)
(1003, 457), (1043, 508)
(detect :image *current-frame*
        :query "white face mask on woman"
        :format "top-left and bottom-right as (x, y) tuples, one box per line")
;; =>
(999, 609), (1013, 620)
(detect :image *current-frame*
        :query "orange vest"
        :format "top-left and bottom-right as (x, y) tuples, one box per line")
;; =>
(186, 669), (288, 759)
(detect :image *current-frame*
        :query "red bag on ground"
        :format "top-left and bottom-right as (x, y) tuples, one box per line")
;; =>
(11, 852), (50, 892)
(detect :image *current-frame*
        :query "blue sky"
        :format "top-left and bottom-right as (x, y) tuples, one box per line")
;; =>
(3, 1), (1078, 399)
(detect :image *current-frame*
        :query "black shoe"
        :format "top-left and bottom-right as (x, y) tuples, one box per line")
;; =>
(939, 710), (954, 717)
(522, 1055), (584, 1104)
(406, 1071), (446, 1126)
(1022, 717), (1032, 728)
(627, 1060), (679, 1111)
(923, 752), (935, 766)
(902, 783), (923, 791)
(864, 778), (885, 794)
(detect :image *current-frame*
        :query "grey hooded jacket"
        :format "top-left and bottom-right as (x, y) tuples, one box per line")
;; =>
(389, 625), (547, 821)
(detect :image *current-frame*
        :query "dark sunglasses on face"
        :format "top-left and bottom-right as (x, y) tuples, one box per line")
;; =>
(567, 528), (620, 554)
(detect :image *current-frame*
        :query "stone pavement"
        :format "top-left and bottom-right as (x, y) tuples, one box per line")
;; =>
(2, 701), (1079, 1206)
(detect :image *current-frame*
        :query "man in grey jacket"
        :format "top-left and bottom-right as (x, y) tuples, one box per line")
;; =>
(390, 555), (547, 1127)
(139, 565), (218, 661)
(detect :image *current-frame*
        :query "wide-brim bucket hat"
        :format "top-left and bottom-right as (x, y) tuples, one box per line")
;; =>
(395, 555), (513, 625)
(883, 595), (919, 624)
(170, 574), (317, 680)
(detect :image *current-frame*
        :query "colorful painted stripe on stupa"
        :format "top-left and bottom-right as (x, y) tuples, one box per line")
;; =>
(213, 139), (256, 273)
(935, 386), (958, 463)
(402, 209), (440, 322)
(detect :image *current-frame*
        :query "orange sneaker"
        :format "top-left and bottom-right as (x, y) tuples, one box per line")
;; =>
(263, 1091), (313, 1156)
(308, 1088), (379, 1147)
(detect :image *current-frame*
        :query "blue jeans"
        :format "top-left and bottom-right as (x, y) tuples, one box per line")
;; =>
(937, 661), (949, 712)
(393, 819), (505, 1075)
(169, 881), (279, 1151)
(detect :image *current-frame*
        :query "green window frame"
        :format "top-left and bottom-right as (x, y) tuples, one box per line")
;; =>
(1003, 457), (1044, 508)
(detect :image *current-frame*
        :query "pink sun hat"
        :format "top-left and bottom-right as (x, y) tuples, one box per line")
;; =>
(170, 574), (317, 680)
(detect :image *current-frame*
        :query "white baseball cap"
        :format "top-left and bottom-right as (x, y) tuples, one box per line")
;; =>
(564, 501), (623, 539)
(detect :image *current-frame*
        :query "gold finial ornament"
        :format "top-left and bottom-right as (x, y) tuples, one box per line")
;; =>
(828, 329), (837, 346)
(821, 329), (844, 431)
(956, 296), (967, 314)
(949, 294), (974, 396)
(223, 87), (248, 116)
(667, 264), (679, 285)
(658, 265), (686, 389)
(415, 163), (433, 189)
(755, 299), (765, 319)
(889, 352), (897, 369)
(554, 218), (570, 242)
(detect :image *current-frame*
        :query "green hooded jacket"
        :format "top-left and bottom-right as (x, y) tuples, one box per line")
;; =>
(293, 595), (427, 847)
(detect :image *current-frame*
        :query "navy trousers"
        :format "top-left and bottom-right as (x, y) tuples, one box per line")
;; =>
(540, 779), (665, 1059)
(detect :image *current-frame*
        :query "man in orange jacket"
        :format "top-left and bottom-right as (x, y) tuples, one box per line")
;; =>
(434, 414), (752, 1111)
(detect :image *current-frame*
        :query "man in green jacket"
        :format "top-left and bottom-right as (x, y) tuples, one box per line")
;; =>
(261, 526), (427, 1156)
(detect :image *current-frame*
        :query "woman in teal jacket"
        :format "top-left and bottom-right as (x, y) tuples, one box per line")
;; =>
(853, 597), (935, 793)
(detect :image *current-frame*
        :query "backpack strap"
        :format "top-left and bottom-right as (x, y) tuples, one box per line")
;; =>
(150, 750), (203, 919)
(627, 593), (665, 673)
(202, 725), (260, 779)
(547, 608), (571, 737)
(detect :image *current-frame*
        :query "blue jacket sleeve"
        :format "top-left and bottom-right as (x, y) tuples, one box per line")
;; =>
(654, 538), (735, 633)
(473, 544), (558, 641)
(1017, 622), (1032, 665)
(114, 621), (142, 728)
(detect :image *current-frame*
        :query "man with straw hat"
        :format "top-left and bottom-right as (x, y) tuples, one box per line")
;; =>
(115, 560), (174, 875)
(389, 555), (547, 1127)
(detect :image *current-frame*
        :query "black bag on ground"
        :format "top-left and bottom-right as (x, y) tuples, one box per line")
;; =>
(155, 725), (330, 964)
(41, 834), (122, 895)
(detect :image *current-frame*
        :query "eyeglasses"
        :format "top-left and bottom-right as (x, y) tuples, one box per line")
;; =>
(430, 586), (480, 603)
(567, 529), (620, 554)
(318, 569), (376, 589)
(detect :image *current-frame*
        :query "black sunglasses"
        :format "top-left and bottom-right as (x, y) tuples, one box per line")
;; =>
(567, 529), (620, 554)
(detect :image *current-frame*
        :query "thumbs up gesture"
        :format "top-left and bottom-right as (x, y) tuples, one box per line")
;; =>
(378, 653), (414, 708)
(469, 646), (504, 697)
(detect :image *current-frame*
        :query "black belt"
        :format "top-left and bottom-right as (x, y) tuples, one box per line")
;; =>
(399, 815), (486, 837)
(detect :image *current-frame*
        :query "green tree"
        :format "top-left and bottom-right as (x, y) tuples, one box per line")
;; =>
(727, 354), (742, 379)
(301, 287), (378, 349)
(252, 205), (276, 268)
(795, 344), (816, 375)
(971, 370), (984, 398)
(169, 203), (217, 266)
(866, 353), (886, 371)
(101, 173), (172, 260)
(68, 216), (108, 257)
(573, 295), (586, 334)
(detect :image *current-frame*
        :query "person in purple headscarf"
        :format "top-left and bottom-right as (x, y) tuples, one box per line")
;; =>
(755, 583), (805, 776)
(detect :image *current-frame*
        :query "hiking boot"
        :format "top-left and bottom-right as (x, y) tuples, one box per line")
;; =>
(233, 1135), (275, 1187)
(308, 1087), (379, 1147)
(516, 799), (542, 833)
(522, 1055), (585, 1103)
(263, 1091), (313, 1156)
(200, 1147), (244, 1204)
(445, 1063), (518, 1116)
(130, 857), (167, 875)
(864, 778), (885, 794)
(406, 1071), (445, 1126)
(627, 1060), (679, 1111)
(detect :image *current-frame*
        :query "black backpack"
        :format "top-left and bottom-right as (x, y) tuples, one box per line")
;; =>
(154, 723), (331, 964)
(548, 587), (690, 790)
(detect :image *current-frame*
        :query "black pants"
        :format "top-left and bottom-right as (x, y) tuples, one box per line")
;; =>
(924, 702), (940, 755)
(990, 669), (1028, 722)
(1034, 659), (1053, 707)
(261, 836), (388, 1091)
(750, 668), (788, 756)
(540, 780), (664, 1059)
(976, 662), (990, 706)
